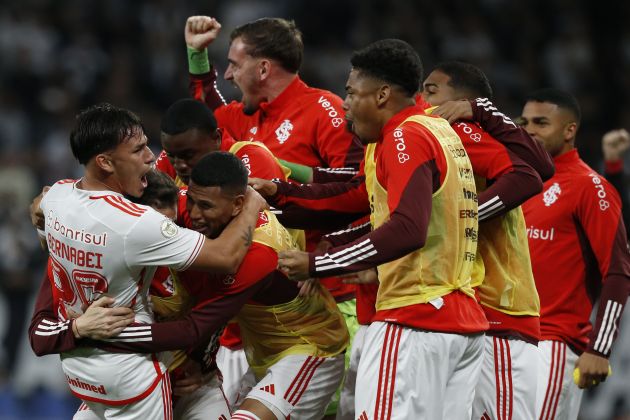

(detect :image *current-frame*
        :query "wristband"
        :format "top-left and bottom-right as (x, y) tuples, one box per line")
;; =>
(278, 159), (313, 183)
(187, 46), (210, 75)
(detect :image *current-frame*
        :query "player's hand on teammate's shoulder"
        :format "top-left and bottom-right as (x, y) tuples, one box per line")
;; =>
(72, 296), (135, 340)
(185, 16), (221, 50)
(248, 177), (278, 199)
(433, 99), (473, 124)
(245, 185), (269, 212)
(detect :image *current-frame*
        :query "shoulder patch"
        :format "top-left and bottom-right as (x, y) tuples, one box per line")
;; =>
(160, 219), (179, 238)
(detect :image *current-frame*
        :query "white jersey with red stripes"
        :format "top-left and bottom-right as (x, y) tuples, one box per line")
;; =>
(40, 179), (204, 404)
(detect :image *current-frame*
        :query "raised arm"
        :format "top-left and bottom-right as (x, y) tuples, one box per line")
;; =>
(185, 15), (227, 110)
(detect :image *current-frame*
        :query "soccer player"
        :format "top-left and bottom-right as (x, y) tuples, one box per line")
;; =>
(254, 39), (488, 418)
(422, 61), (551, 420)
(35, 104), (264, 419)
(183, 16), (363, 414)
(154, 98), (299, 408)
(518, 89), (630, 420)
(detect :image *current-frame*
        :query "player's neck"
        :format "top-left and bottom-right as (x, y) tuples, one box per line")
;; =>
(264, 73), (298, 103)
(79, 172), (123, 194)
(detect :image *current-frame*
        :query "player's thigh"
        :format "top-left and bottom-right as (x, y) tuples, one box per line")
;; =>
(536, 340), (583, 420)
(472, 336), (538, 420)
(441, 332), (484, 419)
(356, 322), (475, 419)
(88, 372), (173, 420)
(217, 346), (250, 408)
(242, 354), (344, 419)
(173, 376), (230, 420)
(337, 324), (368, 420)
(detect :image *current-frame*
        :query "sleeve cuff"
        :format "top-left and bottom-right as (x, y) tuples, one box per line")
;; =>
(604, 159), (623, 175)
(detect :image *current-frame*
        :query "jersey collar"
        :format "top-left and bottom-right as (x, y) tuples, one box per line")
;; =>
(552, 148), (579, 167)
(380, 104), (429, 139)
(258, 76), (303, 118)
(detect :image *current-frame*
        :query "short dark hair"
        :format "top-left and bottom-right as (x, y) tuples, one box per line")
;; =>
(160, 99), (218, 136)
(231, 18), (303, 73)
(132, 170), (179, 210)
(350, 39), (422, 97)
(525, 88), (581, 123)
(190, 151), (248, 196)
(433, 61), (493, 99)
(70, 103), (143, 165)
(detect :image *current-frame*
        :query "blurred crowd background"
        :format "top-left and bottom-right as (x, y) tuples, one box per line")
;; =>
(1, 0), (629, 419)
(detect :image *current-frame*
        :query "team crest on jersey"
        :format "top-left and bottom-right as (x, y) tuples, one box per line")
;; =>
(250, 126), (258, 135)
(275, 120), (294, 144)
(160, 219), (179, 238)
(543, 182), (561, 207)
(223, 275), (235, 285)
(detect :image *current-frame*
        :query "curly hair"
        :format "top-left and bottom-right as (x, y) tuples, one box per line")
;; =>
(350, 39), (422, 97)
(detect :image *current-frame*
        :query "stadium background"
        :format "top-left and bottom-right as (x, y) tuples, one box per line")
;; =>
(0, 0), (628, 418)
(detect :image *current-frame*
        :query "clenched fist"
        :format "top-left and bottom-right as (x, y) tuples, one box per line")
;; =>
(602, 129), (630, 162)
(185, 16), (222, 50)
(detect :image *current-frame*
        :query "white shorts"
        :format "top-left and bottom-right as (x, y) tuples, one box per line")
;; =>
(337, 324), (368, 420)
(216, 346), (250, 410)
(236, 354), (345, 418)
(473, 336), (539, 420)
(355, 321), (484, 419)
(74, 371), (172, 420)
(536, 340), (583, 420)
(74, 374), (230, 420)
(173, 375), (231, 420)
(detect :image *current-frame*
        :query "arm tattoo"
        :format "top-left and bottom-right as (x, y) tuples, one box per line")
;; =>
(241, 227), (253, 248)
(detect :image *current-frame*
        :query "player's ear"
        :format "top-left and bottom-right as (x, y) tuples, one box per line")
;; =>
(259, 59), (271, 82)
(376, 84), (391, 107)
(232, 194), (245, 217)
(95, 153), (115, 174)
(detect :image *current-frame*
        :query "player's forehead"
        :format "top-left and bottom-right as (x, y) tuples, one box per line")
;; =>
(423, 70), (450, 89)
(161, 129), (205, 150)
(187, 183), (223, 201)
(227, 37), (251, 63)
(521, 101), (560, 120)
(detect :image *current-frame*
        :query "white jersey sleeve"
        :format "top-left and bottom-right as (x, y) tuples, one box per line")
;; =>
(125, 209), (205, 271)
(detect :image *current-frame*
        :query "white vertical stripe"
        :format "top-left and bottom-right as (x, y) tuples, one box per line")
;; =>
(594, 301), (618, 352)
(600, 302), (622, 354)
